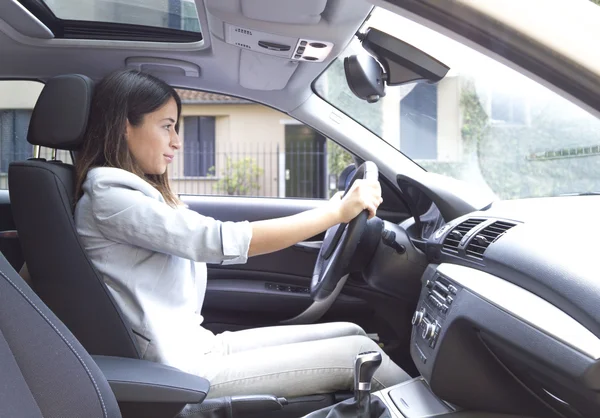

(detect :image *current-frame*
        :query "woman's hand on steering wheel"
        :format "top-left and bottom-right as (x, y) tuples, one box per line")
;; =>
(311, 162), (382, 301)
(329, 179), (383, 223)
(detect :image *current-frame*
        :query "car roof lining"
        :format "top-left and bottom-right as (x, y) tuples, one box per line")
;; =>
(0, 0), (372, 113)
(2, 0), (600, 119)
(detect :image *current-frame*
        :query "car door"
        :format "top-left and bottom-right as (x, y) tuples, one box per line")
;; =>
(173, 88), (413, 334)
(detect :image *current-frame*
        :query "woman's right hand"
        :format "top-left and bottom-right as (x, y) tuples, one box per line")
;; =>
(331, 179), (383, 223)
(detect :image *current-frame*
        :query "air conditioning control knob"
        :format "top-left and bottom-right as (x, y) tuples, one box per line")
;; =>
(422, 322), (436, 341)
(411, 309), (425, 326)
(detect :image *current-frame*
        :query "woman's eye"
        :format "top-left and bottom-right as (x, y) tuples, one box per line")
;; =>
(163, 125), (172, 131)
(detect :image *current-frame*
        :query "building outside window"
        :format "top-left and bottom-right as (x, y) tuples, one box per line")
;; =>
(183, 116), (216, 177)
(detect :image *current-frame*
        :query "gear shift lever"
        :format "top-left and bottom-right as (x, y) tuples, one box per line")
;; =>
(354, 351), (382, 418)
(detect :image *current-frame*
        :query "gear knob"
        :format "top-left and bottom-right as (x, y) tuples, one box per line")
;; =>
(354, 351), (382, 393)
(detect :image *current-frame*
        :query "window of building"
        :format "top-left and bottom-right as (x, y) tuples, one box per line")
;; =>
(183, 116), (216, 177)
(0, 110), (33, 173)
(490, 90), (528, 125)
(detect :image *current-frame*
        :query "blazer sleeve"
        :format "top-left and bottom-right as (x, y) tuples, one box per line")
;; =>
(87, 177), (252, 265)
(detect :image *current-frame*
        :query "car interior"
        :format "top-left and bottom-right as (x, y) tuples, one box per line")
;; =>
(1, 0), (600, 417)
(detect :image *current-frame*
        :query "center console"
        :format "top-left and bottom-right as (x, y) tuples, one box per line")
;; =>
(366, 264), (463, 417)
(410, 265), (461, 377)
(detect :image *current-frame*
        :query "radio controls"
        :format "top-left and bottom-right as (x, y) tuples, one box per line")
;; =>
(448, 285), (458, 294)
(429, 324), (441, 348)
(441, 304), (449, 313)
(422, 321), (437, 340)
(411, 309), (425, 326)
(436, 282), (449, 294)
(446, 296), (454, 305)
(428, 294), (443, 310)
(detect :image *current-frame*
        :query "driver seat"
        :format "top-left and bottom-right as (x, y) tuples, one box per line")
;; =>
(8, 74), (140, 359)
(7, 74), (346, 416)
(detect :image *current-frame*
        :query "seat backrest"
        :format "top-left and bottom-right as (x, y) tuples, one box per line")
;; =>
(8, 74), (140, 359)
(0, 251), (121, 417)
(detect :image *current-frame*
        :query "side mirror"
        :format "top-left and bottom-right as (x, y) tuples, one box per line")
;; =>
(338, 164), (357, 192)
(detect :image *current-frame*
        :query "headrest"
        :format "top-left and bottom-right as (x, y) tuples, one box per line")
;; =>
(28, 74), (94, 151)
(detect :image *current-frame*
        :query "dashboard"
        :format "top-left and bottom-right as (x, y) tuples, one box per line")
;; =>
(405, 196), (600, 418)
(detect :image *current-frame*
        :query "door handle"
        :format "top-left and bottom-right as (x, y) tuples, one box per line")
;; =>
(294, 241), (322, 253)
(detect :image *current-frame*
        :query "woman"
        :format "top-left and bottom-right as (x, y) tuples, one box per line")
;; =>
(74, 70), (409, 399)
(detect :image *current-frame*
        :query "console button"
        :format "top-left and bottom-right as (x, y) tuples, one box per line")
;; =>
(411, 309), (425, 326)
(422, 322), (436, 340)
(448, 285), (458, 294)
(446, 296), (454, 305)
(415, 344), (427, 364)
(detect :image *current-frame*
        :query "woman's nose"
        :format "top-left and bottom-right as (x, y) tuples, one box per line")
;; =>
(171, 132), (182, 150)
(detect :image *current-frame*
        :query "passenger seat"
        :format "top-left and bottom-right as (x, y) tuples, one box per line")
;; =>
(0, 251), (121, 417)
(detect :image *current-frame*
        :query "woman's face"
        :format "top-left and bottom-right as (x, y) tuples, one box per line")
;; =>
(126, 97), (181, 175)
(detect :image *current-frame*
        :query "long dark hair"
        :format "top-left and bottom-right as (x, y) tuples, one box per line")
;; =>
(75, 69), (182, 206)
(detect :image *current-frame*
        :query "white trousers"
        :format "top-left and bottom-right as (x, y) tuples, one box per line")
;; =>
(201, 322), (410, 399)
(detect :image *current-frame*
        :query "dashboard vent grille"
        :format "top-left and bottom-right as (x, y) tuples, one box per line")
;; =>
(466, 221), (516, 259)
(442, 218), (485, 254)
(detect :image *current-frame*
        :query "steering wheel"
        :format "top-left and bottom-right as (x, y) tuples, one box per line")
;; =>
(310, 161), (379, 301)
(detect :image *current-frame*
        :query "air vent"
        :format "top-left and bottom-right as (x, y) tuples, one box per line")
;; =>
(466, 221), (516, 259)
(235, 42), (251, 49)
(442, 218), (485, 254)
(235, 28), (253, 36)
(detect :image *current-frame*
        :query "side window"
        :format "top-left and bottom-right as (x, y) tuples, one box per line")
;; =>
(0, 81), (43, 190)
(170, 89), (353, 199)
(0, 80), (74, 191)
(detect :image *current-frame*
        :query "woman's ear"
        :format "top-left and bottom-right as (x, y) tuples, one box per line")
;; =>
(124, 119), (132, 141)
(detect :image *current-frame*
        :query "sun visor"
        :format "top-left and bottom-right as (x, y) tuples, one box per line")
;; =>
(239, 49), (299, 90)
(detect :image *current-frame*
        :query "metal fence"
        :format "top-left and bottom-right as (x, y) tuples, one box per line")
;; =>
(0, 139), (344, 200)
(168, 141), (333, 199)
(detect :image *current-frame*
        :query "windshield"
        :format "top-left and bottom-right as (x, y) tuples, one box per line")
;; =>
(314, 6), (600, 200)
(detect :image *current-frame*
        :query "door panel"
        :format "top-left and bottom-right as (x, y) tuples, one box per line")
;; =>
(181, 195), (371, 332)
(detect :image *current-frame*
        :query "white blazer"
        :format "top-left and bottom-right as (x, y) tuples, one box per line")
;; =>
(75, 167), (252, 376)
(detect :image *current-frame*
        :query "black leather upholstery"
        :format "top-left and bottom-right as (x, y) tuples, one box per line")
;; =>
(0, 252), (121, 418)
(27, 74), (93, 150)
(9, 160), (139, 358)
(8, 74), (140, 359)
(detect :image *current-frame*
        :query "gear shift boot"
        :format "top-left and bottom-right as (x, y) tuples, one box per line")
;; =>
(300, 396), (391, 418)
(302, 351), (391, 418)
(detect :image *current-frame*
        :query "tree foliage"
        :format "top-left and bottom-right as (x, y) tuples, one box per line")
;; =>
(209, 156), (264, 196)
(420, 77), (600, 199)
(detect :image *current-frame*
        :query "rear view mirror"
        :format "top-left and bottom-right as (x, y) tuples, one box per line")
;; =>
(344, 55), (386, 103)
(344, 28), (449, 103)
